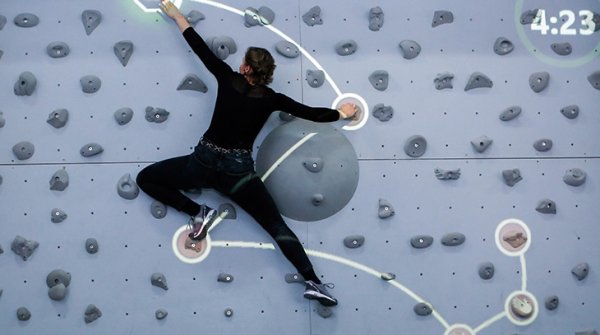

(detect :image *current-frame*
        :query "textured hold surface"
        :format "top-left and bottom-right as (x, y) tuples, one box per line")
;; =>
(114, 107), (134, 125)
(343, 235), (365, 249)
(51, 208), (68, 223)
(306, 69), (325, 88)
(50, 169), (69, 191)
(85, 238), (99, 254)
(206, 36), (237, 60)
(441, 232), (466, 246)
(529, 72), (550, 93)
(410, 235), (434, 249)
(284, 273), (304, 283)
(414, 302), (433, 316)
(150, 201), (168, 219)
(46, 269), (71, 288)
(145, 106), (170, 123)
(335, 39), (358, 56)
(499, 106), (522, 121)
(478, 262), (495, 280)
(114, 41), (134, 66)
(316, 305), (333, 318)
(218, 273), (234, 283)
(432, 10), (453, 27)
(82, 10), (102, 35)
(404, 135), (427, 157)
(275, 41), (300, 58)
(177, 74), (208, 93)
(0, 15), (6, 30)
(510, 295), (534, 317)
(17, 307), (31, 321)
(368, 6), (384, 31)
(533, 138), (552, 152)
(11, 235), (39, 261)
(12, 141), (35, 160)
(155, 309), (168, 320)
(80, 143), (104, 157)
(369, 70), (389, 91)
(551, 42), (572, 56)
(14, 71), (37, 96)
(47, 42), (70, 58)
(378, 198), (395, 218)
(494, 37), (514, 55)
(0, 112), (5, 128)
(47, 108), (69, 128)
(244, 6), (275, 27)
(571, 263), (590, 281)
(117, 173), (139, 200)
(560, 105), (579, 119)
(48, 283), (67, 301)
(545, 295), (559, 311)
(536, 199), (557, 214)
(399, 40), (421, 59)
(520, 9), (540, 24)
(151, 273), (168, 290)
(14, 13), (39, 28)
(80, 75), (102, 94)
(434, 73), (454, 90)
(502, 169), (522, 187)
(563, 168), (587, 187)
(434, 168), (461, 180)
(186, 10), (205, 25)
(471, 135), (493, 153)
(464, 72), (493, 91)
(302, 6), (322, 26)
(84, 304), (102, 324)
(372, 104), (393, 121)
(588, 71), (600, 90)
(218, 203), (236, 220)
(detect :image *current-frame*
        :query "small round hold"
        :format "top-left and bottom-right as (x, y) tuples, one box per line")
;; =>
(12, 141), (35, 160)
(17, 307), (31, 321)
(80, 143), (103, 157)
(404, 135), (427, 158)
(533, 139), (553, 152)
(411, 235), (434, 249)
(536, 199), (557, 214)
(312, 193), (324, 206)
(114, 107), (134, 125)
(155, 309), (168, 320)
(414, 302), (433, 316)
(80, 75), (102, 94)
(343, 235), (365, 249)
(529, 71), (550, 93)
(399, 40), (421, 60)
(46, 269), (72, 288)
(571, 262), (590, 281)
(478, 262), (495, 280)
(47, 42), (70, 58)
(563, 168), (586, 187)
(85, 238), (99, 254)
(224, 308), (234, 317)
(335, 39), (358, 56)
(218, 273), (234, 283)
(544, 295), (559, 311)
(494, 37), (514, 55)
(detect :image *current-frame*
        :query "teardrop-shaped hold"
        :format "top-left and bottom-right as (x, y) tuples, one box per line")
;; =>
(114, 41), (134, 67)
(551, 42), (572, 56)
(499, 106), (522, 121)
(432, 10), (453, 27)
(49, 169), (69, 191)
(117, 173), (139, 200)
(520, 9), (540, 24)
(14, 13), (39, 28)
(80, 75), (101, 94)
(80, 143), (103, 157)
(502, 169), (522, 187)
(560, 105), (579, 119)
(434, 73), (454, 90)
(151, 201), (168, 219)
(369, 70), (389, 91)
(343, 235), (365, 249)
(368, 7), (384, 31)
(494, 37), (514, 55)
(275, 40), (299, 58)
(145, 106), (170, 123)
(410, 235), (434, 249)
(536, 199), (556, 214)
(47, 108), (69, 128)
(399, 40), (421, 60)
(302, 6), (323, 26)
(186, 10), (205, 25)
(563, 168), (586, 187)
(14, 71), (37, 96)
(404, 135), (427, 157)
(587, 70), (600, 90)
(571, 262), (590, 281)
(47, 42), (70, 58)
(151, 272), (168, 290)
(51, 208), (68, 223)
(478, 262), (495, 280)
(12, 141), (35, 160)
(378, 198), (395, 218)
(177, 74), (208, 93)
(217, 273), (234, 283)
(306, 69), (325, 88)
(335, 39), (358, 56)
(529, 71), (550, 93)
(218, 203), (237, 220)
(303, 157), (324, 173)
(471, 135), (493, 153)
(544, 295), (559, 311)
(82, 10), (102, 35)
(114, 107), (134, 125)
(441, 232), (466, 246)
(414, 302), (433, 316)
(533, 138), (552, 152)
(85, 238), (99, 254)
(465, 72), (493, 91)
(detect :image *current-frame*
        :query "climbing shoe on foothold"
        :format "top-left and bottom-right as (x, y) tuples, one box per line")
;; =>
(303, 280), (338, 306)
(188, 205), (217, 241)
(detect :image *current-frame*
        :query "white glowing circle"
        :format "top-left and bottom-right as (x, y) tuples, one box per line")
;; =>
(332, 93), (369, 131)
(171, 224), (212, 264)
(133, 0), (183, 13)
(444, 324), (474, 335)
(495, 218), (531, 257)
(504, 290), (539, 326)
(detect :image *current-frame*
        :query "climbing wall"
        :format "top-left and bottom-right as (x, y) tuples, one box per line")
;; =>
(1, 0), (599, 334)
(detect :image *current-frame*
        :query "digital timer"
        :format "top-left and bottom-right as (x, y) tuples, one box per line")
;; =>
(530, 9), (597, 35)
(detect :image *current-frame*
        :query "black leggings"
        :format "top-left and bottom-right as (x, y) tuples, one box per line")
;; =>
(136, 142), (319, 282)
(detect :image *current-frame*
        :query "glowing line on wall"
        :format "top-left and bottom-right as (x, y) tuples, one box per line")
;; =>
(520, 254), (528, 292)
(473, 311), (507, 334)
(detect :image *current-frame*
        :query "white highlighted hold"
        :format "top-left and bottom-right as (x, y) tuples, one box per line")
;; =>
(444, 324), (474, 335)
(332, 93), (369, 131)
(495, 218), (531, 257)
(504, 290), (539, 326)
(133, 0), (183, 13)
(172, 224), (212, 264)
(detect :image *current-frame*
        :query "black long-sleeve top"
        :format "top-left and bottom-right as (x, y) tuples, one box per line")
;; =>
(182, 27), (339, 150)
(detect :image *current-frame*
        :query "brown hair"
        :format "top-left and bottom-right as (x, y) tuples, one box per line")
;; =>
(244, 47), (276, 85)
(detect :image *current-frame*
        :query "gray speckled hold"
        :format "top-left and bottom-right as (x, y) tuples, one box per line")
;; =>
(499, 106), (522, 121)
(536, 199), (556, 214)
(0, 111), (5, 128)
(471, 135), (493, 153)
(80, 75), (101, 94)
(336, 39), (358, 56)
(563, 168), (586, 187)
(465, 72), (493, 91)
(48, 283), (67, 301)
(306, 69), (325, 88)
(17, 307), (31, 321)
(14, 13), (39, 28)
(47, 269), (71, 288)
(478, 262), (495, 280)
(218, 273), (234, 283)
(302, 6), (323, 26)
(285, 273), (304, 283)
(11, 235), (39, 261)
(529, 71), (550, 93)
(47, 42), (70, 58)
(278, 111), (295, 122)
(303, 158), (324, 173)
(575, 330), (599, 335)
(369, 70), (388, 91)
(494, 37), (514, 55)
(404, 135), (427, 157)
(551, 42), (572, 56)
(368, 7), (384, 31)
(0, 15), (6, 30)
(434, 73), (454, 90)
(155, 309), (168, 320)
(151, 273), (168, 290)
(12, 141), (35, 160)
(114, 107), (134, 125)
(378, 198), (395, 218)
(414, 302), (433, 316)
(50, 169), (69, 191)
(80, 143), (103, 157)
(381, 272), (396, 281)
(0, 244), (3, 254)
(151, 201), (168, 219)
(533, 138), (552, 152)
(343, 235), (365, 249)
(206, 36), (237, 60)
(244, 6), (275, 27)
(117, 173), (139, 200)
(114, 41), (134, 67)
(571, 262), (590, 281)
(224, 308), (234, 317)
(275, 41), (299, 58)
(520, 9), (540, 25)
(82, 10), (102, 35)
(587, 70), (600, 91)
(47, 109), (69, 128)
(218, 203), (236, 220)
(145, 106), (170, 123)
(560, 105), (579, 119)
(399, 40), (421, 60)
(14, 71), (37, 96)
(411, 235), (434, 249)
(544, 295), (559, 311)
(441, 232), (466, 247)
(85, 238), (99, 254)
(84, 304), (102, 324)
(434, 168), (461, 180)
(177, 74), (208, 93)
(51, 208), (68, 223)
(432, 10), (453, 27)
(186, 10), (205, 25)
(502, 169), (522, 187)
(372, 104), (393, 121)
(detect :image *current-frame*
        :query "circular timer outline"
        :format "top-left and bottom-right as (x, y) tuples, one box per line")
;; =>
(133, 1), (540, 333)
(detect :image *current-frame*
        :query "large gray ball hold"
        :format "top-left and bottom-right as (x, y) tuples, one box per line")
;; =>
(47, 269), (71, 288)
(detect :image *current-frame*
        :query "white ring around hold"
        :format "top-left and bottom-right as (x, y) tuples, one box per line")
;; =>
(332, 93), (369, 131)
(172, 224), (212, 264)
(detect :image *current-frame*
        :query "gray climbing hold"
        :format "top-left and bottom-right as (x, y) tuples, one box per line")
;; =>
(14, 13), (39, 28)
(368, 7), (384, 31)
(499, 106), (522, 121)
(494, 37), (514, 55)
(545, 295), (559, 311)
(378, 198), (395, 218)
(434, 73), (454, 90)
(343, 235), (365, 249)
(155, 309), (168, 320)
(114, 107), (134, 125)
(185, 10), (205, 25)
(80, 143), (103, 157)
(414, 303), (433, 316)
(510, 295), (534, 317)
(0, 111), (5, 128)
(206, 36), (237, 60)
(224, 308), (234, 318)
(435, 168), (461, 180)
(51, 208), (68, 223)
(82, 10), (102, 35)
(560, 105), (579, 119)
(12, 141), (35, 160)
(471, 135), (493, 153)
(551, 42), (572, 56)
(536, 199), (556, 214)
(369, 70), (388, 91)
(504, 233), (527, 249)
(576, 330), (599, 335)
(587, 71), (600, 90)
(372, 104), (393, 121)
(316, 305), (333, 318)
(571, 263), (590, 281)
(177, 74), (208, 93)
(303, 158), (324, 173)
(48, 283), (67, 301)
(520, 9), (540, 24)
(336, 39), (358, 56)
(404, 135), (427, 158)
(84, 304), (102, 324)
(381, 272), (396, 281)
(465, 72), (493, 91)
(17, 307), (31, 321)
(0, 244), (3, 254)
(80, 75), (101, 94)
(399, 40), (421, 60)
(302, 6), (323, 26)
(306, 69), (325, 88)
(478, 262), (495, 280)
(411, 235), (434, 249)
(502, 169), (522, 187)
(441, 232), (466, 247)
(218, 273), (234, 283)
(47, 269), (71, 289)
(114, 41), (134, 67)
(151, 273), (168, 290)
(275, 41), (299, 58)
(47, 108), (69, 129)
(0, 15), (6, 30)
(311, 193), (324, 206)
(285, 273), (304, 283)
(145, 106), (170, 123)
(278, 111), (295, 122)
(533, 138), (552, 152)
(244, 6), (275, 27)
(47, 42), (70, 58)
(529, 71), (550, 93)
(11, 235), (39, 261)
(563, 168), (586, 187)
(151, 201), (168, 219)
(85, 238), (99, 254)
(50, 169), (69, 191)
(117, 173), (139, 200)
(14, 71), (37, 96)
(432, 10), (453, 27)
(218, 203), (236, 220)
(0, 50), (3, 60)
